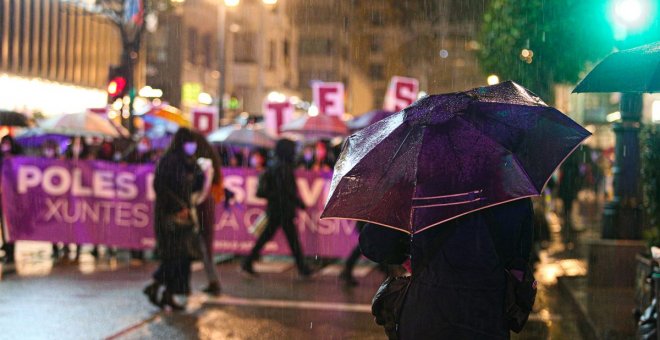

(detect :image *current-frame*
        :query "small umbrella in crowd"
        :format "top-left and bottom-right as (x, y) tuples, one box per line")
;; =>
(207, 124), (275, 149)
(322, 81), (591, 234)
(573, 41), (660, 93)
(0, 110), (30, 127)
(37, 112), (123, 138)
(281, 114), (349, 139)
(347, 110), (395, 132)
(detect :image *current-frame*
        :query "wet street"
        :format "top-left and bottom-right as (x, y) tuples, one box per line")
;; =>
(1, 230), (586, 340)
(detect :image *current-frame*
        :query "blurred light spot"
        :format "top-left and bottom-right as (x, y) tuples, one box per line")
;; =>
(606, 111), (621, 122)
(652, 100), (660, 122)
(439, 49), (449, 58)
(308, 104), (319, 117)
(487, 74), (500, 85)
(262, 0), (278, 4)
(417, 91), (427, 99)
(224, 0), (240, 7)
(198, 92), (213, 105)
(267, 91), (286, 103)
(614, 0), (643, 23)
(229, 23), (241, 33)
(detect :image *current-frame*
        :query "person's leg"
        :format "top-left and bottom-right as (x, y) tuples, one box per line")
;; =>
(281, 219), (310, 275)
(242, 216), (279, 272)
(340, 245), (362, 285)
(199, 233), (221, 295)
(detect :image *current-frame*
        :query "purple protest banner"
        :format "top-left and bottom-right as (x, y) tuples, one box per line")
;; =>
(1, 156), (156, 249)
(1, 158), (358, 258)
(212, 168), (358, 257)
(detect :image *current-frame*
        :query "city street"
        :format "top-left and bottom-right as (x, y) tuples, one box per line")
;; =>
(1, 234), (585, 340)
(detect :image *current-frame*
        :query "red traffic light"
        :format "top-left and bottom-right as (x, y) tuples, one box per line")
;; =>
(107, 76), (127, 97)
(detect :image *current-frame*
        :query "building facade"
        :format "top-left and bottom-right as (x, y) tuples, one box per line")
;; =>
(0, 0), (126, 116)
(146, 0), (299, 119)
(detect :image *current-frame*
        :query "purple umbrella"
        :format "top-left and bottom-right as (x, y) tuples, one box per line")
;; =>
(321, 81), (591, 234)
(347, 110), (395, 132)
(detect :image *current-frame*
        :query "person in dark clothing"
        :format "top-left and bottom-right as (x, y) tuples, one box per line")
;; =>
(143, 128), (204, 310)
(558, 152), (582, 246)
(340, 221), (394, 286)
(360, 198), (534, 339)
(241, 139), (312, 277)
(0, 135), (22, 264)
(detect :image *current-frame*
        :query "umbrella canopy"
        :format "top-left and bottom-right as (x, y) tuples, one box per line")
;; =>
(208, 124), (275, 149)
(281, 114), (349, 139)
(347, 110), (395, 131)
(38, 112), (122, 138)
(573, 41), (660, 93)
(0, 110), (30, 127)
(322, 81), (591, 234)
(140, 105), (190, 127)
(15, 129), (72, 148)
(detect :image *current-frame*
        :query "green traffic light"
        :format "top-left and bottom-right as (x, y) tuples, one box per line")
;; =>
(609, 0), (657, 40)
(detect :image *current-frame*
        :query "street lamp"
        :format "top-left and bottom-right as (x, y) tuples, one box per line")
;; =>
(217, 0), (277, 123)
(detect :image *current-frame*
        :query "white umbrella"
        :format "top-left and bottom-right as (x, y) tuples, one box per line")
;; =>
(38, 112), (123, 138)
(207, 125), (275, 149)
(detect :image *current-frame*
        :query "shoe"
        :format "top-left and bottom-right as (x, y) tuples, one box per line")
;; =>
(160, 290), (185, 311)
(339, 271), (359, 287)
(143, 282), (162, 308)
(298, 266), (313, 279)
(202, 282), (222, 296)
(240, 261), (258, 277)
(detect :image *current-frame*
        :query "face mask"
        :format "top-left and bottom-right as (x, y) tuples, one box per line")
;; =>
(1, 144), (11, 153)
(72, 145), (82, 156)
(137, 143), (149, 153)
(183, 142), (197, 156)
(303, 151), (313, 162)
(44, 149), (55, 158)
(250, 156), (261, 167)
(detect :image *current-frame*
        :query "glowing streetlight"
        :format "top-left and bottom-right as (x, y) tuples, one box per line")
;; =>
(487, 74), (500, 85)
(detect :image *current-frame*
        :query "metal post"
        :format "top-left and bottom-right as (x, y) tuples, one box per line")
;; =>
(217, 3), (226, 123)
(601, 92), (644, 239)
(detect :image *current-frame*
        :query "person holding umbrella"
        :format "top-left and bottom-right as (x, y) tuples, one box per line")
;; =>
(241, 138), (312, 278)
(322, 82), (591, 338)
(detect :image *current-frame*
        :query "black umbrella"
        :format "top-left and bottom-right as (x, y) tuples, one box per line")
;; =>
(0, 110), (30, 127)
(573, 41), (660, 93)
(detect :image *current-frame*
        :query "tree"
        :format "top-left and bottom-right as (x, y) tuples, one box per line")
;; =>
(477, 0), (615, 101)
(88, 0), (175, 133)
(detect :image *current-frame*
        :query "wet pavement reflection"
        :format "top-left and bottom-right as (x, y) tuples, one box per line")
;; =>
(1, 200), (595, 339)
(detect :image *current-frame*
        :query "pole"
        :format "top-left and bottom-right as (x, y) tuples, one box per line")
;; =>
(601, 92), (644, 239)
(217, 3), (226, 123)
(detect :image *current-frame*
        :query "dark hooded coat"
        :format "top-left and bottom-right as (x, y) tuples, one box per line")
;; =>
(152, 128), (203, 260)
(360, 198), (533, 339)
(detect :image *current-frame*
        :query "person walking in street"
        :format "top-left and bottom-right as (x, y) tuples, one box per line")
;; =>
(192, 131), (224, 296)
(0, 135), (22, 264)
(241, 138), (312, 278)
(143, 128), (204, 310)
(360, 199), (534, 339)
(558, 151), (582, 247)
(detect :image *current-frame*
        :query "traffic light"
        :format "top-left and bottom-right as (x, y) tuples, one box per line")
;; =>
(107, 65), (128, 103)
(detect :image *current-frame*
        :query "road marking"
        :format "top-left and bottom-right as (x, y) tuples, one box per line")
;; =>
(104, 314), (162, 340)
(206, 295), (373, 313)
(319, 264), (374, 278)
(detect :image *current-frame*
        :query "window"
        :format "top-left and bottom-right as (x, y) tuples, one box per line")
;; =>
(203, 33), (213, 68)
(268, 40), (276, 70)
(299, 38), (333, 55)
(369, 63), (384, 80)
(234, 32), (256, 62)
(188, 28), (197, 64)
(370, 36), (382, 53)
